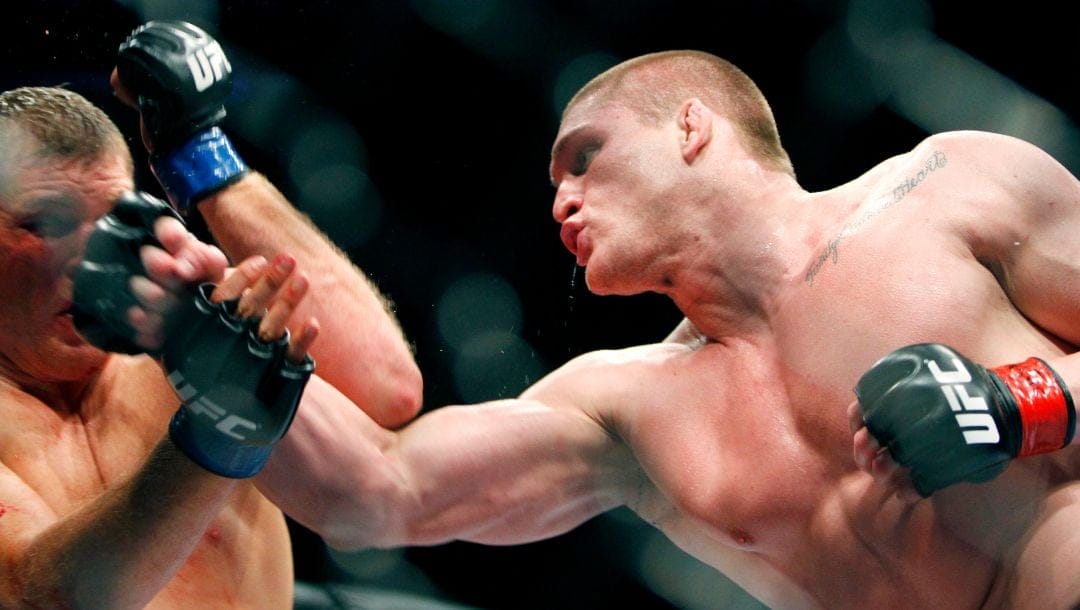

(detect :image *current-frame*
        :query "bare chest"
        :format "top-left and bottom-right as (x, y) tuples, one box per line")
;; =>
(0, 360), (292, 608)
(0, 360), (174, 502)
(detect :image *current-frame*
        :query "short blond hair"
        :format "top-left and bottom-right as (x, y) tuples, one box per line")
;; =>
(566, 51), (793, 176)
(0, 86), (131, 173)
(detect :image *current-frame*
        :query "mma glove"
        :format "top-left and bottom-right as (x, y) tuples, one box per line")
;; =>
(116, 20), (248, 212)
(856, 343), (1075, 497)
(163, 284), (315, 478)
(71, 191), (183, 355)
(72, 191), (314, 478)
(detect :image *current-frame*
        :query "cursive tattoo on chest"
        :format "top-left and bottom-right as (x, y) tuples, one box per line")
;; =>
(805, 150), (947, 285)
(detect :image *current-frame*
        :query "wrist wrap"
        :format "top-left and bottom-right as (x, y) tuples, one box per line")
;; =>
(991, 358), (1076, 456)
(151, 127), (249, 213)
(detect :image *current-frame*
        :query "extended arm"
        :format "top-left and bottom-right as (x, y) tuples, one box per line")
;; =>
(257, 357), (642, 551)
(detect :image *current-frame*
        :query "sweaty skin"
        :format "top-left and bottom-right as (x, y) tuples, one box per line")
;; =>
(1, 79), (420, 607)
(0, 148), (293, 608)
(260, 111), (1080, 608)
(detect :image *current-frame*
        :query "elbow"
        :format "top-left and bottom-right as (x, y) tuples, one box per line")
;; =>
(378, 362), (423, 429)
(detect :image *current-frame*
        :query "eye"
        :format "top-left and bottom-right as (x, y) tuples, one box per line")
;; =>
(570, 144), (599, 176)
(18, 212), (81, 238)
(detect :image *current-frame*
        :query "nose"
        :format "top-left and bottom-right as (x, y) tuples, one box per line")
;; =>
(552, 184), (582, 224)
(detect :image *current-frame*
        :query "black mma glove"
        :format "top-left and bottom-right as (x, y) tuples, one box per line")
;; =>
(71, 191), (183, 355)
(164, 284), (315, 478)
(72, 193), (315, 477)
(116, 20), (248, 212)
(856, 343), (1075, 496)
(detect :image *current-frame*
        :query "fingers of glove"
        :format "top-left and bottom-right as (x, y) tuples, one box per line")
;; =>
(852, 427), (923, 501)
(846, 399), (865, 435)
(129, 275), (180, 315)
(211, 256), (269, 303)
(870, 448), (901, 482)
(110, 69), (137, 107)
(141, 244), (189, 292)
(154, 217), (228, 284)
(852, 426), (881, 473)
(864, 442), (923, 502)
(126, 306), (164, 352)
(288, 318), (320, 364)
(256, 272), (308, 342)
(876, 461), (923, 503)
(237, 253), (296, 318)
(109, 69), (154, 152)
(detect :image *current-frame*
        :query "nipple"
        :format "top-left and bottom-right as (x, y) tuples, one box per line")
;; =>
(730, 527), (755, 546)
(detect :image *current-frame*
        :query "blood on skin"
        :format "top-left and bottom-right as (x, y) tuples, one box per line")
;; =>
(0, 502), (23, 518)
(203, 525), (222, 546)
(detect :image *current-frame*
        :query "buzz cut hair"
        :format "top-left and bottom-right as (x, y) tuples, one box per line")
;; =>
(0, 86), (131, 171)
(565, 50), (794, 177)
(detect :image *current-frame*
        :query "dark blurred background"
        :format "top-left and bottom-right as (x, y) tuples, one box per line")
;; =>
(3, 1), (1078, 608)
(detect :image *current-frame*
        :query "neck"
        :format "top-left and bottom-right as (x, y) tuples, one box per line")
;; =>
(0, 356), (101, 413)
(658, 175), (856, 340)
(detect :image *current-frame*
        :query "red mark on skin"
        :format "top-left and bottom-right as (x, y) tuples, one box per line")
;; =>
(730, 527), (755, 546)
(203, 525), (222, 546)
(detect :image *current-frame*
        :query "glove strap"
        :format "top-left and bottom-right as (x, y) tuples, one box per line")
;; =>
(151, 127), (249, 213)
(992, 358), (1076, 456)
(169, 407), (272, 478)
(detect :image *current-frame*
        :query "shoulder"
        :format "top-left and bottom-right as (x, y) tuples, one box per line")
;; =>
(921, 131), (1080, 217)
(916, 130), (1073, 183)
(557, 342), (693, 374)
(520, 342), (692, 413)
(856, 131), (1079, 221)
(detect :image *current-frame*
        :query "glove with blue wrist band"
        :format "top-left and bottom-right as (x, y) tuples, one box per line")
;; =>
(73, 190), (314, 478)
(115, 20), (249, 213)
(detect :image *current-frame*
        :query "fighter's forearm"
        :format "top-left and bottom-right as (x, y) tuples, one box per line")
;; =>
(196, 173), (422, 428)
(258, 377), (632, 551)
(12, 441), (236, 610)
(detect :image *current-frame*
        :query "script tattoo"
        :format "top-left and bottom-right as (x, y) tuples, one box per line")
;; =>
(805, 150), (947, 285)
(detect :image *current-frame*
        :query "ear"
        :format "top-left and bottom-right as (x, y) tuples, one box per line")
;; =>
(677, 98), (712, 164)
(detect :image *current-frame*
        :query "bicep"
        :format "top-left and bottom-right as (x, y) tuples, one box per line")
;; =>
(264, 371), (636, 549)
(392, 398), (635, 545)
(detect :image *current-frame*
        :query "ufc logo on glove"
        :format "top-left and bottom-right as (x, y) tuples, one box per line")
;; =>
(186, 40), (231, 92)
(168, 370), (258, 440)
(927, 357), (1001, 445)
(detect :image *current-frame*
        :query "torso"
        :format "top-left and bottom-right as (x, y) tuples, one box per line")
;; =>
(582, 133), (1080, 608)
(0, 355), (292, 609)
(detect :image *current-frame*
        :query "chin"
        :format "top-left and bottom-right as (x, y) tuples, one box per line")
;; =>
(583, 264), (638, 297)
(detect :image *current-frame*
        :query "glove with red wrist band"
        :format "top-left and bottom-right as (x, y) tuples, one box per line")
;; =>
(855, 343), (1075, 496)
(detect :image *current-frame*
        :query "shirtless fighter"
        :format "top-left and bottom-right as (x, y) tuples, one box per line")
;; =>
(0, 20), (420, 608)
(78, 25), (1080, 608)
(216, 50), (1075, 609)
